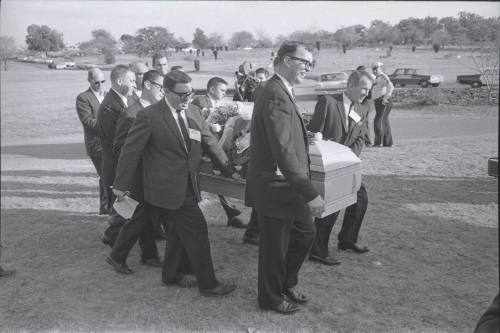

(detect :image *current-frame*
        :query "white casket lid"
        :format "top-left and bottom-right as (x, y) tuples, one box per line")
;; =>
(309, 140), (361, 173)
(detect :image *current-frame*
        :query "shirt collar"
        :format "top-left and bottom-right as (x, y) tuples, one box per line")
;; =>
(275, 73), (294, 98)
(90, 87), (104, 99)
(112, 88), (128, 107)
(139, 98), (150, 108)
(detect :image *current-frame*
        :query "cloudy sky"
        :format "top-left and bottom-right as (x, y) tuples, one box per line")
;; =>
(1, 1), (498, 46)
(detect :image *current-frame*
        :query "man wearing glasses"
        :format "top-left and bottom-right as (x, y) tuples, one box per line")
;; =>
(76, 68), (108, 215)
(112, 70), (237, 296)
(129, 62), (149, 105)
(97, 65), (136, 247)
(104, 70), (165, 274)
(245, 41), (323, 314)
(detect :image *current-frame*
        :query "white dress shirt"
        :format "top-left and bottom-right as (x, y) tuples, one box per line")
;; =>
(342, 92), (354, 129)
(91, 88), (105, 104)
(112, 88), (128, 107)
(164, 97), (189, 151)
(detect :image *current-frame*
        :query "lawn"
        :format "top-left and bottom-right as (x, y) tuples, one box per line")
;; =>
(0, 48), (498, 332)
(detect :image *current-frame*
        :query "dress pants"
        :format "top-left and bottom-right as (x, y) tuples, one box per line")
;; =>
(311, 183), (368, 258)
(110, 201), (159, 264)
(243, 209), (259, 239)
(89, 154), (108, 215)
(257, 212), (315, 308)
(373, 98), (393, 147)
(160, 186), (218, 291)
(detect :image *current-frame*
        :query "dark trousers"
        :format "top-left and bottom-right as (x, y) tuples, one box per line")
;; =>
(218, 195), (241, 220)
(160, 188), (218, 291)
(373, 98), (393, 147)
(243, 209), (259, 239)
(311, 183), (368, 258)
(110, 201), (159, 264)
(89, 154), (108, 215)
(257, 212), (315, 308)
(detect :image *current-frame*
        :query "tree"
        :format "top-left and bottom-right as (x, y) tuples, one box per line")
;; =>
(0, 36), (17, 70)
(366, 20), (397, 46)
(135, 26), (177, 57)
(466, 45), (499, 103)
(396, 18), (424, 45)
(229, 31), (255, 48)
(254, 29), (273, 48)
(79, 29), (118, 63)
(333, 25), (364, 50)
(25, 24), (64, 56)
(431, 30), (450, 49)
(208, 32), (225, 49)
(120, 34), (138, 54)
(192, 28), (209, 49)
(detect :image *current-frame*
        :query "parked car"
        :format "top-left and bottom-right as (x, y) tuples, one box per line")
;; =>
(389, 68), (444, 87)
(456, 68), (499, 88)
(314, 72), (349, 95)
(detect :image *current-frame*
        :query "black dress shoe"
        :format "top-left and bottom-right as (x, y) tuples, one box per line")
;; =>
(283, 288), (308, 304)
(106, 256), (133, 274)
(141, 257), (162, 267)
(309, 254), (341, 266)
(261, 300), (301, 315)
(227, 216), (247, 229)
(242, 235), (259, 246)
(338, 242), (370, 254)
(101, 236), (113, 248)
(200, 282), (237, 297)
(163, 275), (198, 288)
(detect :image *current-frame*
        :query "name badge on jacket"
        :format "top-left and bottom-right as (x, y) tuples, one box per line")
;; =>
(349, 110), (361, 123)
(189, 128), (201, 142)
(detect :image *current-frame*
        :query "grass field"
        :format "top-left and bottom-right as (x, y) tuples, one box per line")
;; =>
(1, 48), (498, 332)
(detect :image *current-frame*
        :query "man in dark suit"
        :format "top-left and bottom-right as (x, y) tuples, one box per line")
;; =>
(105, 70), (165, 274)
(246, 41), (324, 314)
(76, 68), (108, 214)
(112, 70), (236, 296)
(192, 77), (246, 229)
(307, 70), (374, 266)
(97, 65), (136, 247)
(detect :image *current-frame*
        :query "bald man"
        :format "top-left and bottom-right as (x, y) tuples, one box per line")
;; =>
(129, 62), (149, 105)
(76, 68), (108, 214)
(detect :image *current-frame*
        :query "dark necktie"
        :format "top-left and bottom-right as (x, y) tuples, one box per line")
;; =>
(176, 110), (191, 151)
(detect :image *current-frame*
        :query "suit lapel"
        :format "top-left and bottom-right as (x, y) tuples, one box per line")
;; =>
(159, 99), (188, 156)
(109, 89), (126, 109)
(337, 95), (348, 133)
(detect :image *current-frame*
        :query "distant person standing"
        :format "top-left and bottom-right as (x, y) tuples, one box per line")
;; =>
(152, 51), (169, 76)
(97, 65), (136, 247)
(371, 62), (394, 147)
(213, 49), (218, 61)
(76, 68), (108, 215)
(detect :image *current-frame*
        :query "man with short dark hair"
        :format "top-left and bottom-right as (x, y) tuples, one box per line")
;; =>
(246, 41), (323, 314)
(250, 67), (271, 103)
(129, 62), (149, 104)
(307, 70), (373, 266)
(192, 77), (246, 229)
(106, 70), (165, 274)
(76, 68), (108, 215)
(112, 70), (237, 296)
(152, 52), (169, 76)
(97, 64), (136, 247)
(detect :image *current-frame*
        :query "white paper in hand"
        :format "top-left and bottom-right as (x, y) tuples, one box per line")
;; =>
(113, 196), (139, 219)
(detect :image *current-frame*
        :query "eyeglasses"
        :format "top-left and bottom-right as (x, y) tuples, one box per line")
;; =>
(147, 80), (164, 90)
(286, 55), (314, 71)
(94, 80), (105, 85)
(167, 89), (194, 101)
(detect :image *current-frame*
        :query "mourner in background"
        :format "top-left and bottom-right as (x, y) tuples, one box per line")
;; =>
(371, 62), (394, 147)
(250, 67), (271, 103)
(105, 70), (165, 274)
(307, 70), (373, 266)
(76, 68), (108, 215)
(152, 51), (169, 76)
(192, 76), (247, 229)
(246, 41), (323, 314)
(97, 65), (136, 247)
(129, 62), (149, 104)
(112, 70), (237, 296)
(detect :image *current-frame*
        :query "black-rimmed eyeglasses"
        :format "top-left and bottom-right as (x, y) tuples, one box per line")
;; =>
(286, 55), (314, 71)
(147, 81), (164, 90)
(166, 89), (194, 101)
(94, 80), (105, 85)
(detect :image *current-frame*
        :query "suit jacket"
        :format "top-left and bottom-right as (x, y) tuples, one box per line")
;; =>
(97, 89), (127, 187)
(307, 94), (369, 157)
(113, 100), (145, 201)
(113, 99), (231, 210)
(191, 95), (214, 111)
(76, 88), (104, 157)
(245, 75), (318, 221)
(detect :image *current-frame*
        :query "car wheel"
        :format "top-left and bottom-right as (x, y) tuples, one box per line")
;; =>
(471, 81), (482, 88)
(419, 80), (429, 88)
(431, 83), (439, 87)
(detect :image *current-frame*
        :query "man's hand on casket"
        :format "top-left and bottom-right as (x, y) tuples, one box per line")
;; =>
(307, 195), (325, 218)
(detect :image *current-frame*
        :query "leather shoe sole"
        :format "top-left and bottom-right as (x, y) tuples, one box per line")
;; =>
(338, 243), (370, 254)
(283, 288), (308, 304)
(309, 254), (341, 266)
(261, 300), (301, 314)
(106, 256), (133, 274)
(200, 282), (236, 297)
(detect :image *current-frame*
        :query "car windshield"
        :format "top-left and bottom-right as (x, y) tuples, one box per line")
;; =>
(321, 73), (348, 82)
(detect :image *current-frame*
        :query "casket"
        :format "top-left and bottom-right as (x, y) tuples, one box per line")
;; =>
(199, 140), (362, 217)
